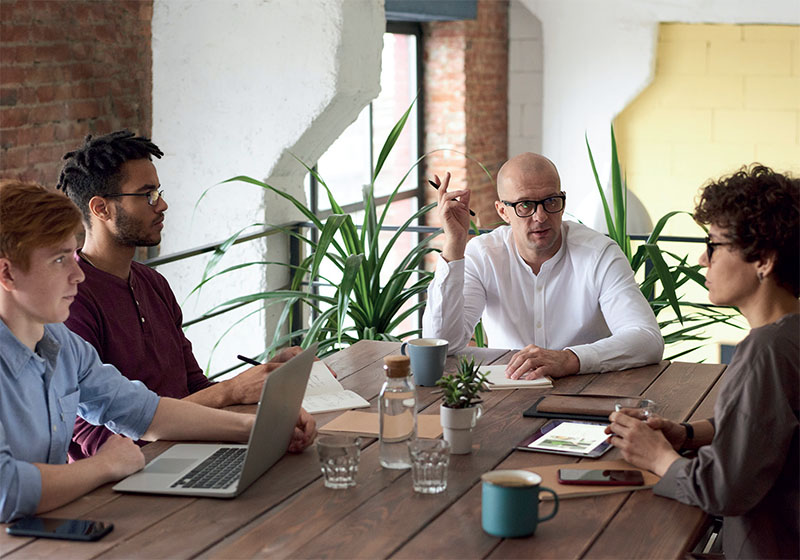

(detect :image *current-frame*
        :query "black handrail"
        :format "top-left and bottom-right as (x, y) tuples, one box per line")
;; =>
(149, 219), (708, 376)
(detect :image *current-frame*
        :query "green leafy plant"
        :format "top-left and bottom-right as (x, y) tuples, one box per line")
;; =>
(191, 102), (442, 359)
(436, 356), (491, 409)
(586, 125), (740, 359)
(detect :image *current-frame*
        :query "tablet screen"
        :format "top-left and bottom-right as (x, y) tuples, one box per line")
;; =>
(515, 419), (612, 458)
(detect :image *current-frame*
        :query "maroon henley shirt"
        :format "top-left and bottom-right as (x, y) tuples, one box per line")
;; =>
(65, 253), (213, 460)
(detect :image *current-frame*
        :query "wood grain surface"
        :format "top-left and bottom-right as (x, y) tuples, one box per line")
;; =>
(1, 343), (725, 560)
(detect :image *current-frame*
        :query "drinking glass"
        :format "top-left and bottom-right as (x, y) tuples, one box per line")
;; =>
(317, 436), (360, 489)
(614, 398), (657, 418)
(408, 439), (450, 494)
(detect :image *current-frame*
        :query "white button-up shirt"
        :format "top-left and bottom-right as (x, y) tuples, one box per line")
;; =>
(422, 221), (664, 373)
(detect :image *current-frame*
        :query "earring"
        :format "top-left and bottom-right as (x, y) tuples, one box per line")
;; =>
(757, 271), (764, 282)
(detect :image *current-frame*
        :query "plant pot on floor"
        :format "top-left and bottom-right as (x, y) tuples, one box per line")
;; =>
(440, 403), (482, 454)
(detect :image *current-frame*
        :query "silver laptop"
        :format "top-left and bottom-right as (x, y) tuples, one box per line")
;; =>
(113, 344), (316, 498)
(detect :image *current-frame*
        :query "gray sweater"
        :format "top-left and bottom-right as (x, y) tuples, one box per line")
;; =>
(655, 313), (799, 559)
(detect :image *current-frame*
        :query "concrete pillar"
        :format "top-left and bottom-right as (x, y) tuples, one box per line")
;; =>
(151, 0), (384, 371)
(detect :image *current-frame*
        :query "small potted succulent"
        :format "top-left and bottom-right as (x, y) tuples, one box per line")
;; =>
(436, 356), (491, 454)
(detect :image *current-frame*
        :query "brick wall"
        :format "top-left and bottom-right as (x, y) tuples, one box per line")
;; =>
(423, 0), (508, 227)
(0, 0), (153, 186)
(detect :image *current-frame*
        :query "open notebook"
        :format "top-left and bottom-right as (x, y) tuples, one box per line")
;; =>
(302, 362), (370, 414)
(477, 364), (553, 390)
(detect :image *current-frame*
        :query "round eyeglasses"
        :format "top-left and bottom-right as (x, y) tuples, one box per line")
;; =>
(501, 193), (566, 218)
(105, 189), (164, 207)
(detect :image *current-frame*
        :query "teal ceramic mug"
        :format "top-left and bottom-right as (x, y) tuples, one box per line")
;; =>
(481, 470), (559, 538)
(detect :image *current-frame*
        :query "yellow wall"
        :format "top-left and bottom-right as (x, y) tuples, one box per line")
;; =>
(616, 23), (800, 231)
(615, 23), (800, 363)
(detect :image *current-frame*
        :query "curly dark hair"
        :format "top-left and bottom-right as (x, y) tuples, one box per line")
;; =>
(694, 164), (799, 297)
(55, 130), (163, 224)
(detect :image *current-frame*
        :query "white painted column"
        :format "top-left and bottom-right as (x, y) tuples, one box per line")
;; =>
(151, 0), (384, 372)
(507, 0), (543, 158)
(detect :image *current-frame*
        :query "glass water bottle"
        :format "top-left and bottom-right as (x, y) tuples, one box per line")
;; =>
(379, 355), (418, 469)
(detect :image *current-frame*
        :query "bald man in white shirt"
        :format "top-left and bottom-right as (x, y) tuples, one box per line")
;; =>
(422, 153), (663, 380)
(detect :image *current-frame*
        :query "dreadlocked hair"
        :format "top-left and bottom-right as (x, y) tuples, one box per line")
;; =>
(56, 130), (163, 223)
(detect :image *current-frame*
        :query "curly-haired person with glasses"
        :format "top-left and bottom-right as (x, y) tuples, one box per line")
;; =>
(422, 152), (663, 379)
(608, 165), (799, 559)
(56, 131), (312, 461)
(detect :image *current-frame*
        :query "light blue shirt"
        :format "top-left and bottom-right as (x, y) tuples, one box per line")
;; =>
(0, 319), (160, 522)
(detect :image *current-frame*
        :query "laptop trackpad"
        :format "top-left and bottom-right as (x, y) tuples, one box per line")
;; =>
(145, 458), (196, 474)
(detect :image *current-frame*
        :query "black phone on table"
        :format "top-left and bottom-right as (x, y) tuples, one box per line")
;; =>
(6, 517), (113, 541)
(557, 468), (645, 486)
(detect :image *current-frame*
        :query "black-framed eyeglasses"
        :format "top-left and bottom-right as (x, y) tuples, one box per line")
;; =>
(105, 189), (163, 207)
(501, 193), (566, 218)
(704, 236), (733, 261)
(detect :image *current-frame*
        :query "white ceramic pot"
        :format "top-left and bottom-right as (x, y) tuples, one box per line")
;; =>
(439, 403), (482, 454)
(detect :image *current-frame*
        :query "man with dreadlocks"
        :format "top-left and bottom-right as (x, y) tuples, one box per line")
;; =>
(56, 131), (311, 460)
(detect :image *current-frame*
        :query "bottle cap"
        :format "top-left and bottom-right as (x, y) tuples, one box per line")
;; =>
(383, 355), (410, 378)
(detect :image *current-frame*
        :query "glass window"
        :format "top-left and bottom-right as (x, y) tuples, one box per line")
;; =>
(308, 30), (420, 218)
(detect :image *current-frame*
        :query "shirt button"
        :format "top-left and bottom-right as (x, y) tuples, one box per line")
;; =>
(536, 322), (542, 329)
(537, 285), (543, 292)
(141, 317), (146, 323)
(52, 425), (57, 432)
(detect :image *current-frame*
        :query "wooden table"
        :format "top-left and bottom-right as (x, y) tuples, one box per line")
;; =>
(1, 341), (727, 559)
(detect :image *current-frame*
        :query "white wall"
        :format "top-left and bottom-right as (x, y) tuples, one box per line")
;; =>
(151, 0), (384, 373)
(507, 0), (543, 157)
(518, 0), (800, 227)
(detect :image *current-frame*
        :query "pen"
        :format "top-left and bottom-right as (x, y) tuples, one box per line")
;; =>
(237, 354), (261, 367)
(428, 179), (476, 216)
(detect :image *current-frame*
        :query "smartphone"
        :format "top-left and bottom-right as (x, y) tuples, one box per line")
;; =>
(557, 468), (645, 486)
(6, 517), (113, 541)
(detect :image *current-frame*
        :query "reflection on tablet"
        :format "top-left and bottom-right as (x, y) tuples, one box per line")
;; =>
(515, 419), (612, 458)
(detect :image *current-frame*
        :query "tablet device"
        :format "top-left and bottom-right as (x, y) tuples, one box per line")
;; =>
(514, 419), (612, 458)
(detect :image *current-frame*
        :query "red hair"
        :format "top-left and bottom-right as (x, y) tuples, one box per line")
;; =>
(0, 180), (83, 271)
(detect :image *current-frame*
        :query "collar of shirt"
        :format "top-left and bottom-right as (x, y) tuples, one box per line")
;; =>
(510, 222), (569, 277)
(0, 318), (61, 380)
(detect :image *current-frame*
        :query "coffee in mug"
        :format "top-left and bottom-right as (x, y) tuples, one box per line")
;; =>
(400, 338), (448, 386)
(481, 469), (559, 538)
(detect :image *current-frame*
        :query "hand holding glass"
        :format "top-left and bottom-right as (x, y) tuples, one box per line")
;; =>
(614, 398), (657, 419)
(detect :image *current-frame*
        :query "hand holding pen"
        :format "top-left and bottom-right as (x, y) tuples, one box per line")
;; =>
(237, 351), (337, 378)
(432, 172), (474, 262)
(428, 177), (476, 216)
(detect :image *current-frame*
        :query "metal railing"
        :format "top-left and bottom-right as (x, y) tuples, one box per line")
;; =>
(146, 221), (707, 324)
(144, 220), (709, 376)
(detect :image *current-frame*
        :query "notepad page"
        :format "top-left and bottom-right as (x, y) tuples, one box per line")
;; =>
(304, 361), (346, 397)
(302, 362), (370, 414)
(302, 391), (370, 414)
(477, 365), (553, 389)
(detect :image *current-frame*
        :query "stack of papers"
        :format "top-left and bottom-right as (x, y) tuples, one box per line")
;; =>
(477, 365), (553, 390)
(302, 362), (370, 414)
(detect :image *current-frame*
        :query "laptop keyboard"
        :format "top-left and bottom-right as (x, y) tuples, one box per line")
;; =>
(171, 447), (246, 489)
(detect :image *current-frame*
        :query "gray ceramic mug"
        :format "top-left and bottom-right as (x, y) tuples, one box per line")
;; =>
(400, 338), (448, 386)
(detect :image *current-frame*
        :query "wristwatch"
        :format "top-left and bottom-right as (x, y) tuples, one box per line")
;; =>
(681, 422), (694, 443)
